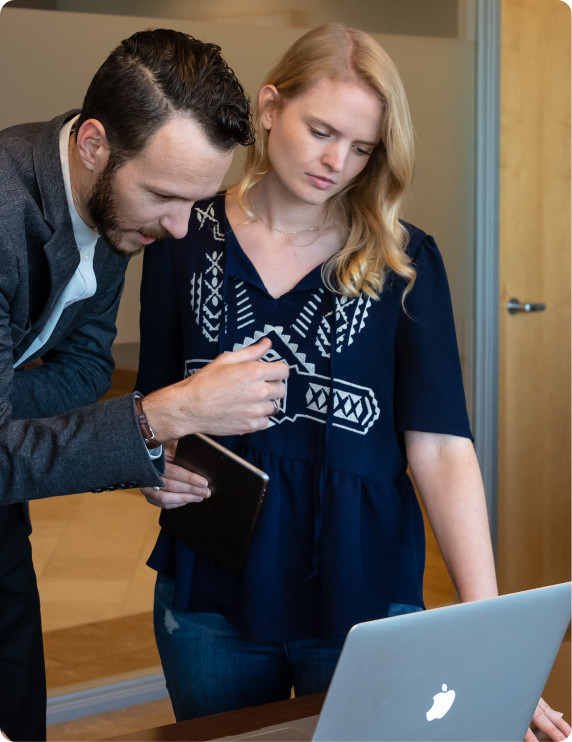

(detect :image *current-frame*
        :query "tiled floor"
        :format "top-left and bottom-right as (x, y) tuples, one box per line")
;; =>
(43, 612), (160, 690)
(30, 489), (161, 634)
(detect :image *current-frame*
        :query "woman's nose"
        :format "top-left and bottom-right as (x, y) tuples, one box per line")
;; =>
(322, 144), (347, 173)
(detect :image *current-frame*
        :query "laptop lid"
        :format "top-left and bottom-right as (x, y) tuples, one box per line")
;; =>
(313, 583), (571, 742)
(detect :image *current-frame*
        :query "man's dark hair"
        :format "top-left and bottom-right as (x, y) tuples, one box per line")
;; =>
(76, 28), (255, 163)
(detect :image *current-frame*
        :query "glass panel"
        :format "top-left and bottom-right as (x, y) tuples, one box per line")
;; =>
(0, 5), (478, 736)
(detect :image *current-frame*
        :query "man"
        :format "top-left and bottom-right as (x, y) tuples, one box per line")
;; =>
(0, 29), (287, 741)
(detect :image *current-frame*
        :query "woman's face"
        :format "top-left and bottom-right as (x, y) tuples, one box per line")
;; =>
(260, 77), (383, 206)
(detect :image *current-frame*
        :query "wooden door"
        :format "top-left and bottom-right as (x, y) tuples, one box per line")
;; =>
(498, 0), (571, 593)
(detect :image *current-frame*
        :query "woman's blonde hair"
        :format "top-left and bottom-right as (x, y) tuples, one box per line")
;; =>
(236, 23), (416, 300)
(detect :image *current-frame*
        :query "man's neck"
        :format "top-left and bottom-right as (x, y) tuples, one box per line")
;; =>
(68, 133), (96, 229)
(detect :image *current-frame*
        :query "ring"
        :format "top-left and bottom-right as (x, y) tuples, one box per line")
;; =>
(271, 399), (280, 415)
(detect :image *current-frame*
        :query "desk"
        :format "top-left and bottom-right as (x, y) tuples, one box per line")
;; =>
(108, 640), (570, 742)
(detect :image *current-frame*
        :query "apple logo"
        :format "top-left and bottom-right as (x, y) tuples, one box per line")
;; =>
(426, 684), (456, 721)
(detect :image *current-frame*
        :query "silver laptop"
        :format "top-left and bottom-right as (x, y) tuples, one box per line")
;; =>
(218, 583), (571, 742)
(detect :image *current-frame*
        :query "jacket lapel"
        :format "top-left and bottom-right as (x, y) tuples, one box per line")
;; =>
(29, 110), (83, 331)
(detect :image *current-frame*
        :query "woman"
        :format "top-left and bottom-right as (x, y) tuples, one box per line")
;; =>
(136, 24), (570, 740)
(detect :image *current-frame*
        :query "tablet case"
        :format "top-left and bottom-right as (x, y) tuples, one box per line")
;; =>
(159, 434), (269, 575)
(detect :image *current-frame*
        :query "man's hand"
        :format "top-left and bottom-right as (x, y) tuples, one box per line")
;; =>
(142, 338), (287, 442)
(142, 442), (210, 509)
(525, 698), (571, 741)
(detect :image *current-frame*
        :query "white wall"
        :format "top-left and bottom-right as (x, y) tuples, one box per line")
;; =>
(0, 7), (475, 404)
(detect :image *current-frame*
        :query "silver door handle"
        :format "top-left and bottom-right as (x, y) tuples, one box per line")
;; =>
(507, 297), (546, 314)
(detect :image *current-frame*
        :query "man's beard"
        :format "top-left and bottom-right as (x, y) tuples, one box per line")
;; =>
(87, 157), (172, 257)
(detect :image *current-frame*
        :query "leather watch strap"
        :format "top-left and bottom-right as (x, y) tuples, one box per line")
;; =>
(134, 395), (162, 450)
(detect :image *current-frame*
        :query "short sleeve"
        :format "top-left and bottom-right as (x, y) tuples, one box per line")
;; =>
(394, 234), (473, 440)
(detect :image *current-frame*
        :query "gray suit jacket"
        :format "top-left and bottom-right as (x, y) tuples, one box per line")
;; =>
(0, 110), (164, 521)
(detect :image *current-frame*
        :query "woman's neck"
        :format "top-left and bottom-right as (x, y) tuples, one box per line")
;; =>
(248, 173), (329, 234)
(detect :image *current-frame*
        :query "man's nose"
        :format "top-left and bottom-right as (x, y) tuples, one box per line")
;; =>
(160, 202), (194, 240)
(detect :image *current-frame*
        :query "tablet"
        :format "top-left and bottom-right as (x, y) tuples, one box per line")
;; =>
(159, 434), (269, 575)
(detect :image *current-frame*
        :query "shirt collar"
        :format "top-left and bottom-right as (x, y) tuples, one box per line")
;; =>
(59, 114), (99, 250)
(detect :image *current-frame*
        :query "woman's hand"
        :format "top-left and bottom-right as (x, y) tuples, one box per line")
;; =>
(141, 442), (210, 509)
(525, 697), (571, 741)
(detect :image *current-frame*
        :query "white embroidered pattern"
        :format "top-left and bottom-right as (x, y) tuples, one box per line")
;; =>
(188, 204), (227, 342)
(316, 294), (372, 356)
(186, 207), (379, 435)
(291, 289), (325, 339)
(228, 325), (380, 434)
(190, 249), (223, 342)
(196, 202), (225, 241)
(235, 281), (255, 330)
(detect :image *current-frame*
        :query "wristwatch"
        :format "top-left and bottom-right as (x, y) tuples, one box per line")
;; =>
(134, 393), (162, 450)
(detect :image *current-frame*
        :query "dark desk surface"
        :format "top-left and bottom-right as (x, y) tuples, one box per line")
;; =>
(108, 639), (570, 742)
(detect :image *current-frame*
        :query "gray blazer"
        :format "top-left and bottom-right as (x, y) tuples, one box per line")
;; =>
(0, 110), (164, 520)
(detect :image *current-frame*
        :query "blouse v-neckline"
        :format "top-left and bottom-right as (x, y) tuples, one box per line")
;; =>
(222, 201), (326, 304)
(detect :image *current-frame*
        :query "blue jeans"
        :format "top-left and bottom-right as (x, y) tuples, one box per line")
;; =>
(154, 573), (423, 721)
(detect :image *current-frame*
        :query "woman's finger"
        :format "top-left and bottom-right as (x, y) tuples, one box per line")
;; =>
(524, 727), (538, 742)
(532, 698), (572, 739)
(532, 700), (571, 742)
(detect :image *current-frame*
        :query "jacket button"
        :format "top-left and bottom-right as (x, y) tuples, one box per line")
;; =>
(105, 486), (115, 491)
(92, 488), (103, 494)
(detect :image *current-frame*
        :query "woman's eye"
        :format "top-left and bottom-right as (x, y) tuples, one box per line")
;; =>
(356, 148), (372, 156)
(154, 193), (172, 201)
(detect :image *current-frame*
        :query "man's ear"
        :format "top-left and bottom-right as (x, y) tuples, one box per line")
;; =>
(75, 119), (110, 172)
(258, 85), (280, 132)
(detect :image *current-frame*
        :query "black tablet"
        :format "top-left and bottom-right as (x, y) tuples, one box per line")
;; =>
(159, 434), (269, 575)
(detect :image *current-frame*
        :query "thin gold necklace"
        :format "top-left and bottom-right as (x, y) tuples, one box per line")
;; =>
(248, 196), (325, 235)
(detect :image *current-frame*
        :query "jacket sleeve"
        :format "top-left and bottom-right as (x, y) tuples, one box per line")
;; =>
(10, 256), (125, 420)
(0, 234), (164, 505)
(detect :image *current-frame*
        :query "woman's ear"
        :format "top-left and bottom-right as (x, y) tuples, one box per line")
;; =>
(258, 85), (280, 132)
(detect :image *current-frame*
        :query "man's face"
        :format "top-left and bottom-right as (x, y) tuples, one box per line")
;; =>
(88, 115), (234, 256)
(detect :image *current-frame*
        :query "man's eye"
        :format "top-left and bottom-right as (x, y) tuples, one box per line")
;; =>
(311, 129), (329, 138)
(154, 193), (172, 200)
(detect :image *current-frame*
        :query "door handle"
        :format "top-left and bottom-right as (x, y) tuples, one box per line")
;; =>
(507, 297), (546, 315)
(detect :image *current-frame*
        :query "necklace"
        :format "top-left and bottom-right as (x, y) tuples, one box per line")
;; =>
(248, 196), (325, 235)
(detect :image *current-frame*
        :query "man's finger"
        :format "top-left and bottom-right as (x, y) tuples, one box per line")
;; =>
(223, 338), (272, 363)
(160, 478), (210, 497)
(256, 361), (289, 382)
(143, 490), (205, 508)
(164, 462), (208, 489)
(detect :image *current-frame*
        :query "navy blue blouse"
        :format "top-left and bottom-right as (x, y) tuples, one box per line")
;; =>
(136, 195), (472, 642)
